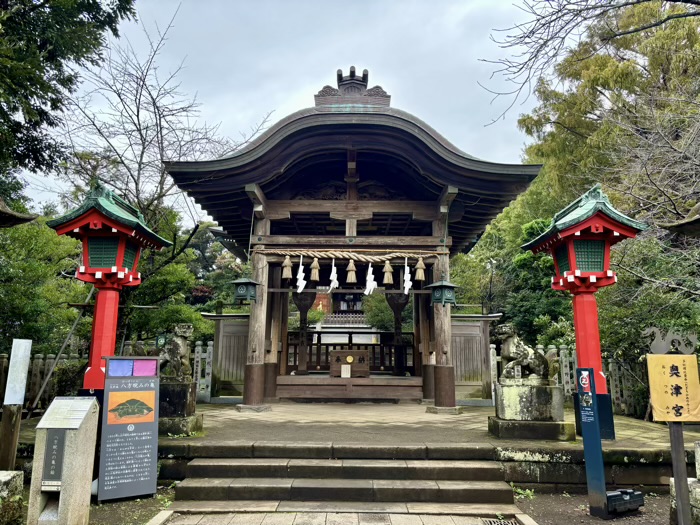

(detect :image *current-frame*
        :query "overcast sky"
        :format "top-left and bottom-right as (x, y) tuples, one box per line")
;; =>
(26, 0), (537, 211)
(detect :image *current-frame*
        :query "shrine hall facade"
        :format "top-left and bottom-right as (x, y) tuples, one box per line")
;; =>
(165, 68), (540, 409)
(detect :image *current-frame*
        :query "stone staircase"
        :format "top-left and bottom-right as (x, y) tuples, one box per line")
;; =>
(171, 444), (521, 518)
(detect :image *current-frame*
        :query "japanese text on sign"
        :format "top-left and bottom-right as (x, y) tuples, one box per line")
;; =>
(647, 354), (700, 422)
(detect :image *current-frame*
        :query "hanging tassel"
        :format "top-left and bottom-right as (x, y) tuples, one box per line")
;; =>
(415, 257), (426, 281)
(282, 256), (293, 280)
(383, 261), (393, 285)
(346, 259), (357, 284)
(310, 257), (320, 281)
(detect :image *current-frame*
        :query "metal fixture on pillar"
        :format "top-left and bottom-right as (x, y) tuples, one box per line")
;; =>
(232, 277), (260, 304)
(425, 274), (458, 307)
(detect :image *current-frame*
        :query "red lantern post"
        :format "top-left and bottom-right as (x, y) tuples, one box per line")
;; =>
(523, 185), (646, 435)
(48, 185), (171, 390)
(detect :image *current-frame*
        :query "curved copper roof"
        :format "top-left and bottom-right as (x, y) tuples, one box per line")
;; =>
(165, 68), (541, 254)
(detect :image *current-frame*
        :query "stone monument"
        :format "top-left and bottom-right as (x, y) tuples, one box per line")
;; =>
(158, 324), (203, 435)
(27, 397), (100, 525)
(488, 324), (575, 441)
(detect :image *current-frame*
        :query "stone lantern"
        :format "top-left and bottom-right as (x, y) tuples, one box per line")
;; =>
(425, 275), (459, 307)
(48, 184), (171, 391)
(232, 277), (260, 304)
(522, 184), (646, 437)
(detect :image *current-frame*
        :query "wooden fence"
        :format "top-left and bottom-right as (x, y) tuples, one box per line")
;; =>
(0, 353), (85, 409)
(489, 344), (649, 415)
(0, 338), (215, 409)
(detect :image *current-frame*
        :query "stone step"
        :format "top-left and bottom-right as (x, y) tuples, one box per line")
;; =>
(175, 478), (514, 504)
(168, 499), (523, 517)
(186, 458), (504, 481)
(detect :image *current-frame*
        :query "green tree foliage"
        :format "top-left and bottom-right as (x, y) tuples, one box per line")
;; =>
(0, 219), (90, 354)
(362, 293), (413, 332)
(461, 2), (700, 358)
(0, 0), (135, 174)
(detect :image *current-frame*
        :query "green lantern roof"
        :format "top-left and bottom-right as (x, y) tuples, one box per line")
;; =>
(522, 184), (647, 251)
(47, 184), (171, 247)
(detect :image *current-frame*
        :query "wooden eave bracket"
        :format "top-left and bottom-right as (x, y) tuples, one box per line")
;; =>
(439, 185), (458, 215)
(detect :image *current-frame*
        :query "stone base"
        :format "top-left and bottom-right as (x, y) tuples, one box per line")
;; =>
(421, 398), (435, 405)
(488, 416), (575, 441)
(670, 477), (700, 525)
(0, 471), (22, 525)
(495, 383), (565, 421)
(426, 406), (463, 415)
(235, 404), (272, 413)
(158, 414), (203, 436)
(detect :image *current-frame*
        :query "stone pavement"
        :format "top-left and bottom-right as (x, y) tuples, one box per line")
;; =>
(184, 402), (700, 451)
(162, 512), (529, 525)
(18, 402), (700, 452)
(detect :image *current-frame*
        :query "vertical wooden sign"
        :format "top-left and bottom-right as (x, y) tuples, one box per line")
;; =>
(647, 354), (700, 422)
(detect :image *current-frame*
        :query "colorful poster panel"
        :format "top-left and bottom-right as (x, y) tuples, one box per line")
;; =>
(106, 390), (156, 425)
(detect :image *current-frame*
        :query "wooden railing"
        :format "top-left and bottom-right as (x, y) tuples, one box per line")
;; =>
(284, 330), (417, 375)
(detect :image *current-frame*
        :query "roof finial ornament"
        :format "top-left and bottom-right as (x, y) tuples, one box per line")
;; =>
(316, 67), (390, 107)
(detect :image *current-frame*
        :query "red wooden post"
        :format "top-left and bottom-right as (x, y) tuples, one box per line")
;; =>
(572, 292), (607, 394)
(48, 184), (171, 391)
(84, 288), (121, 390)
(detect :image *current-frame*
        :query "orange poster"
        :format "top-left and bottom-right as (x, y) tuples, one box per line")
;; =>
(106, 390), (156, 425)
(647, 354), (700, 422)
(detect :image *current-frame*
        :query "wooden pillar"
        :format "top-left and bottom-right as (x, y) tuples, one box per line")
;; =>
(481, 318), (493, 400)
(264, 266), (282, 402)
(211, 317), (224, 397)
(243, 218), (270, 407)
(0, 405), (22, 470)
(432, 218), (455, 408)
(280, 292), (290, 376)
(418, 292), (434, 401)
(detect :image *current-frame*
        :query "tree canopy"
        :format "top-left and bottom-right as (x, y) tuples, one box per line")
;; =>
(455, 1), (700, 357)
(0, 0), (135, 174)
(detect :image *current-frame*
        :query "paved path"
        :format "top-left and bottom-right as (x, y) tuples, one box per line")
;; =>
(19, 401), (700, 455)
(183, 403), (700, 451)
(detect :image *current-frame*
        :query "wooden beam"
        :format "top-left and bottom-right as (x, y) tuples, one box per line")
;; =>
(251, 235), (452, 247)
(266, 200), (438, 220)
(245, 183), (291, 219)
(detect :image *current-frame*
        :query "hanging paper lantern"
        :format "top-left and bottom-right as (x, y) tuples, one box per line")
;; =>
(282, 256), (293, 280)
(415, 257), (426, 281)
(310, 257), (320, 281)
(346, 260), (357, 284)
(383, 261), (393, 285)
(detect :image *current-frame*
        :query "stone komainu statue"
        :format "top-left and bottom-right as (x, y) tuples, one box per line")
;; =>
(160, 337), (192, 379)
(494, 324), (549, 381)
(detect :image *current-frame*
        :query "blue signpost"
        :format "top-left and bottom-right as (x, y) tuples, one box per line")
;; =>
(576, 367), (609, 519)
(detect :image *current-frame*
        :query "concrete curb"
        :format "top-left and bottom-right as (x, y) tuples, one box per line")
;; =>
(144, 510), (173, 525)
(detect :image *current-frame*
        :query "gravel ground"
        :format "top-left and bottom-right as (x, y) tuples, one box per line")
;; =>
(516, 491), (670, 525)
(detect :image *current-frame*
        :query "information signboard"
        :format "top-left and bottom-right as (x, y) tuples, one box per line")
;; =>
(98, 357), (159, 502)
(647, 354), (700, 422)
(576, 367), (609, 519)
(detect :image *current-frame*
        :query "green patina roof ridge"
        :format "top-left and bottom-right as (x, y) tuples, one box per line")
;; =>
(47, 184), (172, 247)
(522, 184), (647, 250)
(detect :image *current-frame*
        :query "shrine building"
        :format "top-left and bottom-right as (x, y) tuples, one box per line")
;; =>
(165, 67), (540, 410)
